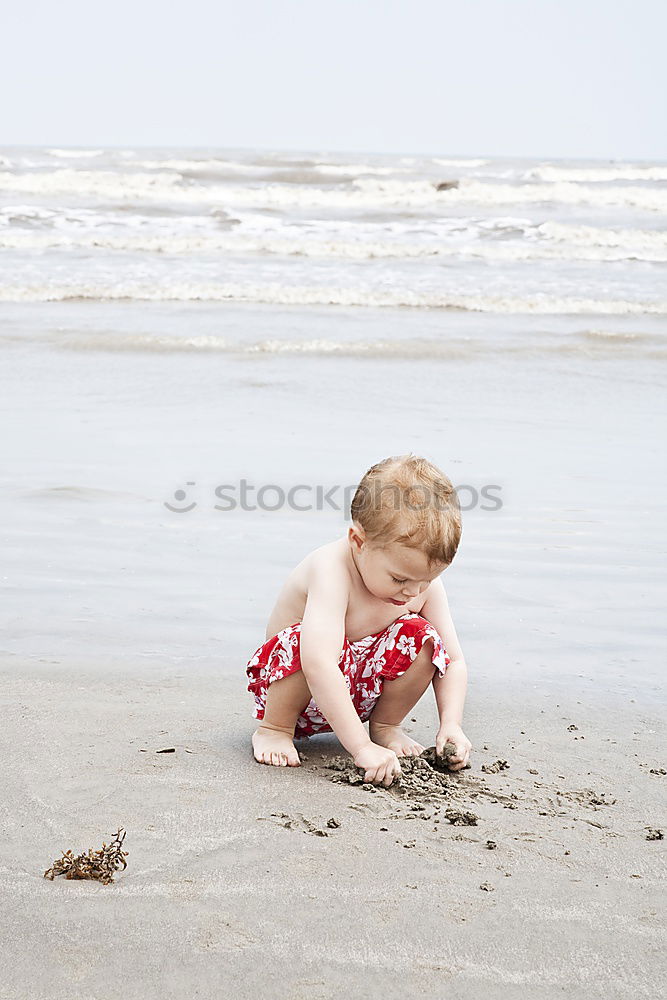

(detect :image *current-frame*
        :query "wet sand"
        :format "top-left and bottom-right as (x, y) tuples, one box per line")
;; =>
(1, 662), (664, 999)
(1, 300), (665, 997)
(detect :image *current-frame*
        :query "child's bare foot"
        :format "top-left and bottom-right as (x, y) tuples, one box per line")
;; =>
(252, 724), (301, 767)
(369, 720), (425, 758)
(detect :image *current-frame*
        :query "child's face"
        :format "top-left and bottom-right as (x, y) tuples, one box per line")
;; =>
(348, 525), (446, 605)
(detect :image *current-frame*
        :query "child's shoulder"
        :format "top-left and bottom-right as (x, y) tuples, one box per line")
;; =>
(294, 536), (352, 593)
(302, 536), (350, 576)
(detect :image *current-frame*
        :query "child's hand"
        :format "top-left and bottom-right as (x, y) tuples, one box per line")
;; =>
(353, 743), (402, 787)
(436, 723), (472, 771)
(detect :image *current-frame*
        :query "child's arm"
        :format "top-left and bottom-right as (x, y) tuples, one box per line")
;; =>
(299, 559), (401, 786)
(420, 578), (472, 771)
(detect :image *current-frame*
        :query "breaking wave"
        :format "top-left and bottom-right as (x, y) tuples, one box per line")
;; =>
(2, 280), (665, 314)
(2, 170), (666, 211)
(50, 330), (666, 361)
(524, 164), (667, 183)
(0, 226), (664, 262)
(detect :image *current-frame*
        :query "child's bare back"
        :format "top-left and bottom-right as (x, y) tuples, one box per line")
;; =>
(245, 455), (473, 786)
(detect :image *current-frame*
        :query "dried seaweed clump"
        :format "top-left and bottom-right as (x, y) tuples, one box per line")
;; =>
(43, 828), (128, 885)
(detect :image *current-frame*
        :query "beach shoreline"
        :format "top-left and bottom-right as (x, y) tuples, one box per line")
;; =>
(1, 145), (665, 996)
(1, 659), (664, 999)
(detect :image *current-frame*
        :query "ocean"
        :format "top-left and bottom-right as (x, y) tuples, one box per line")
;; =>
(0, 146), (665, 698)
(1, 146), (666, 319)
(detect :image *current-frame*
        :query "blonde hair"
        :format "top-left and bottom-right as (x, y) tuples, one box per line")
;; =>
(349, 454), (461, 566)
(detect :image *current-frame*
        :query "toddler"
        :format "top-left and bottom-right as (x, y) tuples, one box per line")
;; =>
(245, 454), (472, 787)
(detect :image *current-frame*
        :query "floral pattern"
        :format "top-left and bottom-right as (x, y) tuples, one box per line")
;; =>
(245, 612), (450, 739)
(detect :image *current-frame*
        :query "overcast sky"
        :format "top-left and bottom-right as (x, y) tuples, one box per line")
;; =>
(3, 0), (665, 160)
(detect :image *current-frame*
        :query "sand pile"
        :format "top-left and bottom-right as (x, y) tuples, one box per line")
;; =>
(327, 743), (466, 801)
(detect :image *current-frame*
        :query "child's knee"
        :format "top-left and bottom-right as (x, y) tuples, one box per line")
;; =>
(267, 667), (312, 698)
(412, 637), (435, 670)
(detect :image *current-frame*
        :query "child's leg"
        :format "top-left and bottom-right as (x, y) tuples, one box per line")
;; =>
(252, 670), (312, 768)
(369, 639), (435, 757)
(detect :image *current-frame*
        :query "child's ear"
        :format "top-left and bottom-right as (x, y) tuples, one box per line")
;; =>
(348, 523), (365, 549)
